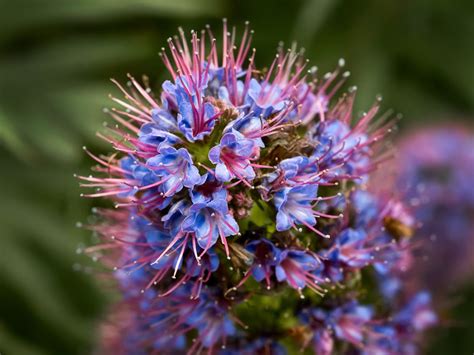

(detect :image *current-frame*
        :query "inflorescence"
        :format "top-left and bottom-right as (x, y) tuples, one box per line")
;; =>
(77, 20), (436, 354)
(394, 125), (474, 300)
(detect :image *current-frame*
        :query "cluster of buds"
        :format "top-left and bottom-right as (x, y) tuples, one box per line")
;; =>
(79, 21), (436, 354)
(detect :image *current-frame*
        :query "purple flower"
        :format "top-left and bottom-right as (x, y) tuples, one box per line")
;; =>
(321, 228), (372, 282)
(223, 113), (265, 148)
(302, 302), (373, 349)
(394, 292), (437, 332)
(310, 119), (370, 181)
(266, 155), (320, 188)
(330, 302), (373, 345)
(274, 185), (320, 233)
(364, 293), (436, 354)
(245, 239), (281, 289)
(275, 249), (323, 293)
(209, 129), (259, 183)
(246, 78), (286, 117)
(176, 87), (218, 142)
(187, 294), (236, 349)
(182, 188), (239, 255)
(147, 145), (202, 197)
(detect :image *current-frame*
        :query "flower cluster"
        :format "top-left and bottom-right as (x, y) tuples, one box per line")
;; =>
(394, 125), (474, 298)
(79, 21), (436, 354)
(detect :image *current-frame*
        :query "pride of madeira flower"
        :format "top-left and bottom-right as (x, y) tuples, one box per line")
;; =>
(79, 21), (436, 354)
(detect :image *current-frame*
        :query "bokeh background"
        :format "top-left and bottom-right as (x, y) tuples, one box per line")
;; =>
(0, 0), (473, 354)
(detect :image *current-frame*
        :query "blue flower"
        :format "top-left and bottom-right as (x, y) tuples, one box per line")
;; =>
(330, 302), (373, 345)
(187, 294), (236, 348)
(209, 129), (258, 182)
(320, 228), (372, 282)
(186, 250), (220, 277)
(394, 292), (437, 331)
(275, 249), (322, 291)
(147, 145), (202, 197)
(224, 113), (265, 148)
(273, 156), (321, 186)
(245, 239), (281, 287)
(330, 229), (371, 266)
(246, 78), (286, 117)
(304, 302), (373, 348)
(174, 76), (218, 141)
(120, 156), (154, 184)
(274, 185), (318, 232)
(182, 188), (239, 253)
(311, 120), (369, 180)
(218, 78), (245, 107)
(119, 157), (172, 209)
(162, 199), (190, 235)
(138, 122), (181, 147)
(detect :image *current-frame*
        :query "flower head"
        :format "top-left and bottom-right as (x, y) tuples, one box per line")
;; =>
(77, 20), (436, 354)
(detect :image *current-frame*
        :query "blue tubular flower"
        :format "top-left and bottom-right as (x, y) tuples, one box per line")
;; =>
(302, 302), (373, 350)
(117, 156), (158, 197)
(178, 91), (218, 142)
(224, 113), (265, 148)
(328, 229), (371, 268)
(162, 199), (190, 235)
(244, 239), (281, 289)
(147, 145), (202, 197)
(162, 73), (219, 142)
(274, 185), (322, 234)
(209, 129), (259, 183)
(246, 78), (286, 117)
(329, 302), (373, 346)
(138, 122), (181, 148)
(182, 188), (239, 257)
(271, 155), (322, 187)
(279, 156), (312, 179)
(275, 250), (324, 294)
(321, 228), (372, 282)
(311, 119), (370, 181)
(394, 292), (437, 332)
(364, 293), (437, 354)
(187, 293), (236, 350)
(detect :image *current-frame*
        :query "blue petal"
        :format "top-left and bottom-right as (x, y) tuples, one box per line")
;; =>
(276, 210), (292, 231)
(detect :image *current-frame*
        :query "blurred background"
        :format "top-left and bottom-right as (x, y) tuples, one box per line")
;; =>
(0, 0), (472, 354)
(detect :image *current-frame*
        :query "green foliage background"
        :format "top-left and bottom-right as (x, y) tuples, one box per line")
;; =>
(0, 0), (472, 354)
